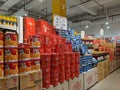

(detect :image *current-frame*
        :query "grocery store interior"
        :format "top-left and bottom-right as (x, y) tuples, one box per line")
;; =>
(0, 0), (120, 90)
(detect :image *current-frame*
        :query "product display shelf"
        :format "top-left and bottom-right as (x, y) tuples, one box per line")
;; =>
(82, 39), (94, 49)
(0, 25), (17, 31)
(115, 42), (120, 60)
(92, 51), (110, 81)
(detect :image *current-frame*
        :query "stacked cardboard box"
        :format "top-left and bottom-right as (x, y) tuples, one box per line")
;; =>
(0, 75), (19, 90)
(97, 60), (109, 81)
(68, 74), (83, 90)
(19, 70), (42, 90)
(83, 68), (98, 90)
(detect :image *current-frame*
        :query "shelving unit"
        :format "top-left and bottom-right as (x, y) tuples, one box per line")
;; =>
(0, 25), (17, 31)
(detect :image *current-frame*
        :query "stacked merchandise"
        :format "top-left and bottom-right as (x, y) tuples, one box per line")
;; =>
(93, 38), (115, 62)
(58, 29), (95, 74)
(19, 17), (44, 90)
(80, 55), (93, 73)
(82, 39), (94, 53)
(33, 19), (80, 89)
(0, 31), (19, 90)
(115, 42), (120, 68)
(0, 15), (17, 28)
(93, 38), (119, 74)
(93, 53), (109, 81)
(4, 32), (18, 77)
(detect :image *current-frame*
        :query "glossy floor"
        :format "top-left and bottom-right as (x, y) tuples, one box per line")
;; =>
(90, 68), (120, 90)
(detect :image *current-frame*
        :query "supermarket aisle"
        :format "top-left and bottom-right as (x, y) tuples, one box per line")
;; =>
(90, 68), (120, 90)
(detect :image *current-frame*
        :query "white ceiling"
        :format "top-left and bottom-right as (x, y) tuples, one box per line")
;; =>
(0, 0), (120, 22)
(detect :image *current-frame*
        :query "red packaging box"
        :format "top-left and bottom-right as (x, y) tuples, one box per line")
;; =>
(75, 52), (80, 58)
(59, 71), (65, 77)
(65, 45), (72, 52)
(51, 72), (59, 77)
(44, 45), (52, 53)
(43, 77), (50, 88)
(39, 34), (45, 46)
(59, 64), (65, 70)
(43, 72), (50, 78)
(51, 35), (58, 45)
(41, 53), (51, 62)
(24, 17), (35, 42)
(62, 38), (66, 44)
(44, 34), (52, 45)
(51, 79), (59, 86)
(70, 53), (76, 59)
(57, 37), (63, 44)
(55, 44), (65, 53)
(75, 72), (79, 77)
(41, 64), (51, 71)
(40, 46), (44, 53)
(65, 58), (70, 63)
(42, 67), (50, 73)
(35, 20), (49, 34)
(48, 24), (56, 34)
(59, 53), (65, 60)
(51, 53), (59, 63)
(75, 64), (79, 69)
(51, 45), (55, 53)
(59, 76), (65, 83)
(51, 64), (59, 68)
(71, 73), (75, 79)
(65, 72), (70, 81)
(59, 59), (64, 64)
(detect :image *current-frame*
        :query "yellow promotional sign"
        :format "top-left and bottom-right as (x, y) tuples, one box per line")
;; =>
(52, 0), (66, 17)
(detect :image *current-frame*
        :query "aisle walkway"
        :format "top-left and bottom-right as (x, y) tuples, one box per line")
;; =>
(90, 68), (120, 90)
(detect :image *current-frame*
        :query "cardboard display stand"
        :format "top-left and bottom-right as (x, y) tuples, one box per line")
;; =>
(83, 68), (97, 90)
(68, 74), (83, 90)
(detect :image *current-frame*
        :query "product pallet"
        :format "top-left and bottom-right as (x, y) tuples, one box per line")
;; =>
(97, 59), (110, 81)
(19, 70), (42, 90)
(0, 70), (42, 90)
(0, 75), (19, 90)
(43, 74), (84, 90)
(109, 60), (120, 73)
(43, 80), (69, 90)
(83, 68), (98, 90)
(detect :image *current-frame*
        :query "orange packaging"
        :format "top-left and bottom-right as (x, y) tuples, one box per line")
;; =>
(30, 48), (40, 59)
(18, 43), (30, 60)
(4, 32), (18, 47)
(19, 60), (31, 74)
(24, 17), (35, 42)
(5, 47), (18, 62)
(0, 31), (3, 47)
(29, 35), (40, 47)
(31, 59), (40, 71)
(0, 62), (4, 77)
(0, 48), (3, 62)
(5, 61), (18, 77)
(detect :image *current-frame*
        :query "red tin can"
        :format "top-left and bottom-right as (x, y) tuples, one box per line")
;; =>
(4, 32), (18, 47)
(5, 61), (18, 77)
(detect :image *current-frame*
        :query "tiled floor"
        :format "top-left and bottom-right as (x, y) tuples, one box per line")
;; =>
(90, 68), (120, 90)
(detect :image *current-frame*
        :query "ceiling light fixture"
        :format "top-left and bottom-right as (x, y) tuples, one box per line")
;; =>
(105, 21), (109, 25)
(100, 27), (104, 37)
(106, 25), (110, 29)
(85, 25), (89, 29)
(24, 13), (27, 16)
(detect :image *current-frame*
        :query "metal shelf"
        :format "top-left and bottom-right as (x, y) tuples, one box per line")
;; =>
(0, 25), (17, 31)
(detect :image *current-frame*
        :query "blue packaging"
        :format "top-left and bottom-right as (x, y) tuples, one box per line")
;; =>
(82, 65), (88, 72)
(69, 28), (74, 36)
(79, 66), (83, 74)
